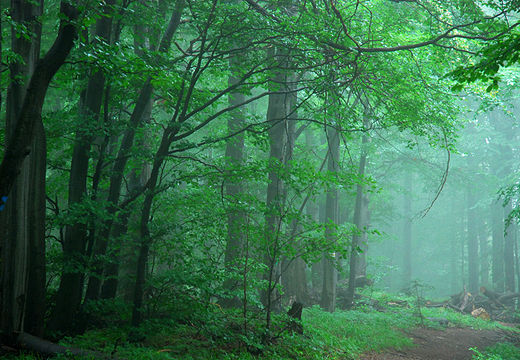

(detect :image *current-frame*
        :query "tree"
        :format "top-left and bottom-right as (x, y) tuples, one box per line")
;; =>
(1, 0), (45, 338)
(0, 0), (79, 344)
(220, 0), (247, 308)
(49, 0), (115, 333)
(320, 115), (340, 312)
(345, 99), (371, 309)
(402, 172), (413, 287)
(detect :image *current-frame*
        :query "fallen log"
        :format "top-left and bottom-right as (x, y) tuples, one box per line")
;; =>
(479, 286), (501, 301)
(16, 332), (119, 359)
(497, 292), (520, 304)
(480, 286), (520, 308)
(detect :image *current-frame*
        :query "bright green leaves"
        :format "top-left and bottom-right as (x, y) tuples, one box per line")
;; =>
(449, 29), (520, 92)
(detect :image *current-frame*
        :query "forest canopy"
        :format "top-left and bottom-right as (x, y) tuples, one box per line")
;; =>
(1, 0), (520, 354)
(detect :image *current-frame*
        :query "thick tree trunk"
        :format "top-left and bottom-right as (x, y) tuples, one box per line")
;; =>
(0, 1), (79, 343)
(2, 0), (45, 338)
(23, 123), (46, 336)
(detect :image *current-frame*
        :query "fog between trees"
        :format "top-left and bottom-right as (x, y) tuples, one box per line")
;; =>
(1, 0), (520, 345)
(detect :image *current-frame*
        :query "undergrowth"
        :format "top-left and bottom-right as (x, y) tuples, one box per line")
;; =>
(471, 343), (520, 360)
(8, 291), (520, 359)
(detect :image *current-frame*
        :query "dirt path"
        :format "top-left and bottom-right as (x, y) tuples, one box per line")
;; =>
(360, 327), (507, 360)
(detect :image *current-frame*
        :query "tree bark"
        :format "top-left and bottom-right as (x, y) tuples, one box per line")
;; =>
(478, 209), (489, 286)
(402, 173), (412, 287)
(504, 200), (516, 292)
(466, 141), (479, 294)
(344, 102), (370, 310)
(221, 30), (247, 308)
(281, 88), (309, 305)
(2, 0), (45, 338)
(49, 1), (112, 332)
(491, 199), (504, 291)
(0, 2), (78, 203)
(321, 124), (339, 312)
(131, 128), (178, 327)
(260, 47), (292, 323)
(0, 1), (78, 344)
(85, 0), (184, 303)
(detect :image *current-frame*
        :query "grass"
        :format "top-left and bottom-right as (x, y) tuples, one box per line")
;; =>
(471, 343), (520, 360)
(7, 292), (520, 359)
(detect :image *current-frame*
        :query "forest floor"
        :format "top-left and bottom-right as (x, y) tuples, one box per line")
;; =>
(360, 326), (510, 360)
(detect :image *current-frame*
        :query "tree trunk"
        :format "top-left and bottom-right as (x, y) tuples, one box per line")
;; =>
(221, 33), (246, 308)
(49, 1), (113, 332)
(85, 0), (183, 303)
(450, 199), (460, 293)
(260, 47), (291, 322)
(321, 124), (339, 312)
(402, 173), (412, 287)
(0, 1), (79, 343)
(478, 209), (489, 286)
(282, 108), (309, 305)
(131, 129), (177, 327)
(306, 131), (322, 289)
(344, 103), (370, 310)
(2, 0), (46, 338)
(491, 199), (504, 291)
(467, 185), (479, 294)
(504, 200), (516, 292)
(99, 207), (132, 299)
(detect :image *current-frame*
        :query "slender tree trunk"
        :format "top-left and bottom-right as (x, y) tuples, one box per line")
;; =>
(491, 199), (504, 291)
(478, 210), (489, 286)
(321, 124), (339, 312)
(402, 172), (413, 287)
(85, 0), (183, 302)
(307, 132), (324, 289)
(504, 201), (516, 292)
(345, 113), (369, 310)
(467, 185), (479, 294)
(221, 36), (246, 308)
(450, 202), (459, 293)
(460, 198), (466, 285)
(131, 128), (178, 327)
(99, 209), (132, 299)
(260, 46), (293, 323)
(280, 84), (308, 304)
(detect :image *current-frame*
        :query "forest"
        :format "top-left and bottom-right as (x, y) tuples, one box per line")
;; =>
(2, 0), (520, 359)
